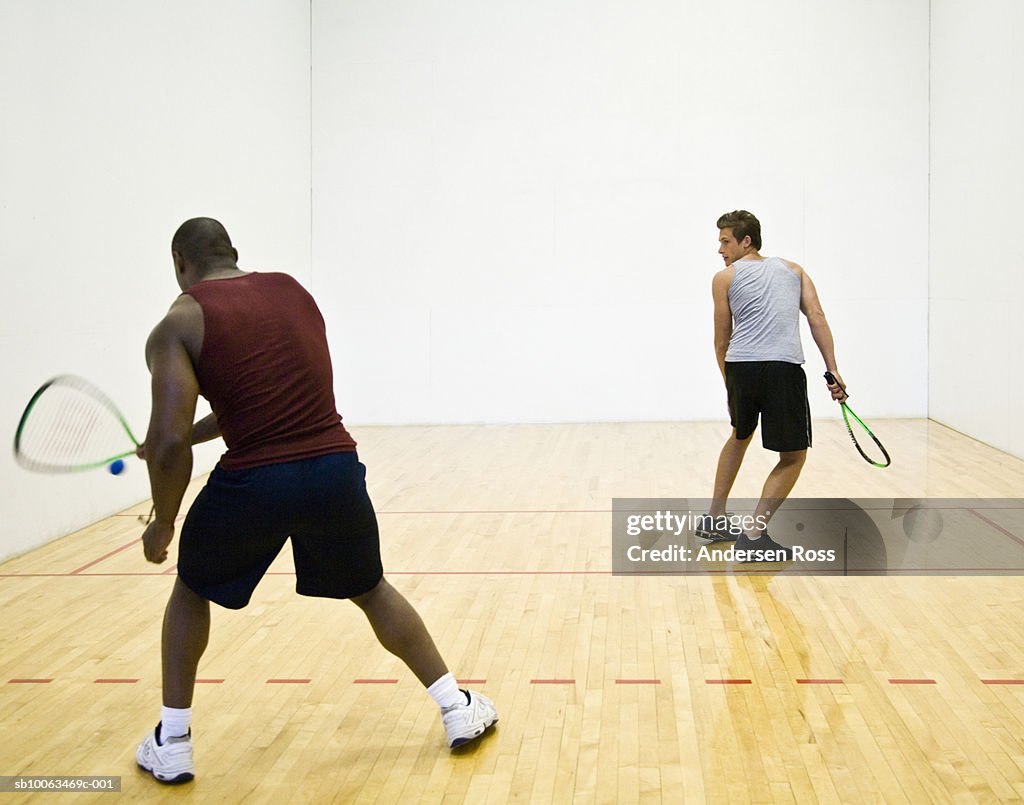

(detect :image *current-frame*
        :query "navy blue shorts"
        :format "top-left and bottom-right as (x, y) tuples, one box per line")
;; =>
(725, 361), (811, 452)
(177, 451), (384, 610)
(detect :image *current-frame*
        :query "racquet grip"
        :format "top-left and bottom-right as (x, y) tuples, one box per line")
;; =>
(823, 371), (849, 402)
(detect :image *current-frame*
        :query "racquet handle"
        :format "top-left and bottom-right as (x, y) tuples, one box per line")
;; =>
(823, 371), (849, 401)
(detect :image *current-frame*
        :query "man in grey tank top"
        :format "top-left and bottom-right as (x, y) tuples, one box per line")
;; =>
(698, 210), (848, 560)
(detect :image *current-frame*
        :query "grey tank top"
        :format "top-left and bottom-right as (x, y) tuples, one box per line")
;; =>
(725, 257), (804, 363)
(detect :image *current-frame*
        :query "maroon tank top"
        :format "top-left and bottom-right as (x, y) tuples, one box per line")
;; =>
(185, 272), (356, 470)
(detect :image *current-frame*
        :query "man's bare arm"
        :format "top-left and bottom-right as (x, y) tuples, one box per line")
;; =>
(136, 412), (219, 460)
(190, 412), (221, 445)
(140, 301), (201, 562)
(792, 263), (847, 401)
(712, 269), (733, 381)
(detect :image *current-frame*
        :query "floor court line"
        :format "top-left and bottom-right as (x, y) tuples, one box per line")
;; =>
(5, 675), (1020, 687)
(375, 506), (1024, 515)
(0, 570), (616, 578)
(105, 505), (1024, 517)
(7, 566), (1024, 578)
(69, 539), (139, 575)
(966, 508), (1024, 548)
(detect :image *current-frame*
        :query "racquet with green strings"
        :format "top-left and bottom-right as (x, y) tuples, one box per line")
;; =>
(824, 371), (891, 468)
(14, 375), (155, 522)
(15, 375), (142, 473)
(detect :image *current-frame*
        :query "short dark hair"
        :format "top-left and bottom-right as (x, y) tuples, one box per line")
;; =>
(171, 217), (235, 268)
(716, 210), (761, 250)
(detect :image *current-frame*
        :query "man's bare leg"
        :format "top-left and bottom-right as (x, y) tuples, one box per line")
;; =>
(351, 577), (498, 748)
(750, 449), (807, 537)
(709, 430), (753, 516)
(162, 578), (211, 708)
(350, 578), (448, 686)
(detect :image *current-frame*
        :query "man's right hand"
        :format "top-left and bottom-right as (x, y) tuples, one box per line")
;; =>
(824, 371), (848, 403)
(142, 519), (175, 563)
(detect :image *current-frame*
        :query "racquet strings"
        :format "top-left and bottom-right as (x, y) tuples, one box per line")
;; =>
(15, 376), (139, 472)
(842, 403), (891, 468)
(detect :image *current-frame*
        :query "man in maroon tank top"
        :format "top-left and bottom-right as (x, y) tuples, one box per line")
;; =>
(134, 218), (496, 784)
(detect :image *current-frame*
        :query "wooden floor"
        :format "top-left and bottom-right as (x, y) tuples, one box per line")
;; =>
(2, 420), (1024, 803)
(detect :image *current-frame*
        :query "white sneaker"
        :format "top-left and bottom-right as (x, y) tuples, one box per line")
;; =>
(136, 723), (195, 784)
(442, 689), (498, 748)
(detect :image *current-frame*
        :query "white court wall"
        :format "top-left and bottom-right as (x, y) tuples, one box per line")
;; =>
(312, 0), (930, 425)
(929, 0), (1024, 459)
(2, 0), (943, 561)
(0, 1), (312, 561)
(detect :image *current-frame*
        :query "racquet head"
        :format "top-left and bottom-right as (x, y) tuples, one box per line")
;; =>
(823, 372), (890, 468)
(14, 375), (141, 473)
(839, 402), (891, 468)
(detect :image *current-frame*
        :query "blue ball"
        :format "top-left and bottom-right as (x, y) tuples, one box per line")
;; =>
(109, 459), (125, 476)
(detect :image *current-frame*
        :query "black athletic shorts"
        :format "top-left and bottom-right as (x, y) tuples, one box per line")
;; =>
(725, 361), (811, 452)
(177, 451), (384, 610)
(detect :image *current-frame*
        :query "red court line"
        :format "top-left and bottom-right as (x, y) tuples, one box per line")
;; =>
(12, 567), (1024, 578)
(70, 539), (139, 575)
(68, 512), (186, 574)
(377, 509), (613, 515)
(0, 573), (169, 578)
(9, 567), (1024, 578)
(373, 505), (1024, 516)
(966, 509), (1024, 548)
(385, 570), (611, 576)
(0, 570), (616, 578)
(3, 674), (1016, 687)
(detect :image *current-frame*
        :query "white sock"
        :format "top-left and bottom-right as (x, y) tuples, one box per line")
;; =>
(427, 673), (467, 710)
(160, 706), (192, 741)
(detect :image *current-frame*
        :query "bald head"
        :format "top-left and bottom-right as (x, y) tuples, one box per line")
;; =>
(171, 218), (237, 271)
